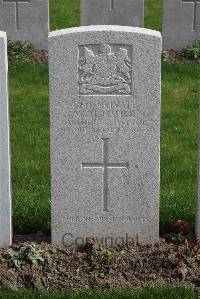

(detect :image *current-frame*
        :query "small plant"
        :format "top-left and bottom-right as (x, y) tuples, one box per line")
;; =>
(182, 40), (200, 60)
(89, 249), (113, 271)
(171, 220), (194, 244)
(162, 50), (170, 62)
(8, 40), (33, 62)
(7, 244), (44, 269)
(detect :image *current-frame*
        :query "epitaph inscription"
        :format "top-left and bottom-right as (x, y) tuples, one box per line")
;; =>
(82, 138), (129, 212)
(65, 98), (158, 135)
(79, 44), (132, 95)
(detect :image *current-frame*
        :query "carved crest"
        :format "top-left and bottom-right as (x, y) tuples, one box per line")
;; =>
(79, 44), (132, 95)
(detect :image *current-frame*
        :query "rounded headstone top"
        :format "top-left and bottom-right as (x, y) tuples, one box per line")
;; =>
(49, 25), (161, 39)
(0, 31), (7, 39)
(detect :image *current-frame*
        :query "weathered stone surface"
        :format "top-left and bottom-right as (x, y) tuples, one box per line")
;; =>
(80, 0), (144, 27)
(49, 26), (161, 247)
(163, 0), (200, 50)
(0, 0), (49, 49)
(0, 31), (12, 248)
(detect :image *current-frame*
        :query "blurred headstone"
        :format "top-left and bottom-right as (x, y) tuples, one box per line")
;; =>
(0, 31), (12, 248)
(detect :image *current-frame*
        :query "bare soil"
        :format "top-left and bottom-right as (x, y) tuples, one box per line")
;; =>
(0, 233), (200, 292)
(28, 49), (48, 64)
(8, 46), (48, 64)
(7, 45), (200, 65)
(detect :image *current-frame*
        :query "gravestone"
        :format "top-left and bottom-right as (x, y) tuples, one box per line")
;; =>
(0, 31), (12, 248)
(163, 0), (200, 50)
(81, 0), (144, 27)
(49, 26), (161, 247)
(0, 0), (49, 49)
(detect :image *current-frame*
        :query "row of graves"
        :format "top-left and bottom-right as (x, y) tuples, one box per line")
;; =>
(0, 0), (200, 248)
(0, 0), (199, 49)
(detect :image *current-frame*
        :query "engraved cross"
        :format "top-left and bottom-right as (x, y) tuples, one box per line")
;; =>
(82, 138), (129, 212)
(110, 0), (114, 10)
(182, 0), (200, 30)
(3, 0), (30, 30)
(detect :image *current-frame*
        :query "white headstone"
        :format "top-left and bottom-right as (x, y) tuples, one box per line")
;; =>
(163, 0), (200, 50)
(0, 0), (49, 49)
(49, 26), (161, 247)
(0, 31), (12, 248)
(81, 0), (144, 27)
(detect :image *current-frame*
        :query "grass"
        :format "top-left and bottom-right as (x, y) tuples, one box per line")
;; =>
(8, 1), (200, 233)
(9, 61), (50, 233)
(0, 287), (200, 299)
(50, 0), (80, 31)
(144, 0), (162, 31)
(49, 0), (162, 32)
(161, 62), (200, 230)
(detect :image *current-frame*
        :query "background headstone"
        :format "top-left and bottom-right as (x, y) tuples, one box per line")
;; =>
(163, 0), (200, 50)
(49, 26), (161, 247)
(0, 31), (12, 248)
(0, 0), (49, 49)
(80, 0), (144, 27)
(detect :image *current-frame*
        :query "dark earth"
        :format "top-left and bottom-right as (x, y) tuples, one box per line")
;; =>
(7, 41), (200, 65)
(27, 48), (48, 64)
(0, 227), (200, 292)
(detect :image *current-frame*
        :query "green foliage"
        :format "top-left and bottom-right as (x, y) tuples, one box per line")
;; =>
(7, 244), (44, 269)
(89, 250), (113, 271)
(182, 40), (200, 60)
(8, 41), (33, 62)
(162, 50), (171, 62)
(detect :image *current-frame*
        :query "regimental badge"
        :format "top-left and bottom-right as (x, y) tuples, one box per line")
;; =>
(78, 44), (132, 95)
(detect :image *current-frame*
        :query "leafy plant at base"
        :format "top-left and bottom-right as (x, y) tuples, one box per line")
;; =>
(89, 249), (113, 272)
(172, 220), (194, 243)
(7, 244), (44, 269)
(182, 40), (200, 60)
(162, 50), (171, 62)
(8, 41), (33, 62)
